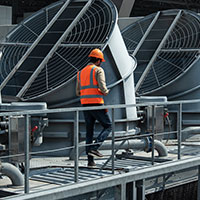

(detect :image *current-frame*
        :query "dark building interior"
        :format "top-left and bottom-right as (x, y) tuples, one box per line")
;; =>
(0, 0), (199, 24)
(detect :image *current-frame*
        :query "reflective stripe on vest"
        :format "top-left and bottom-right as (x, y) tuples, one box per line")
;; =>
(78, 65), (104, 104)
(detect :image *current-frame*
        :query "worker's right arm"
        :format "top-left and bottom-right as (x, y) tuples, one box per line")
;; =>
(96, 67), (109, 95)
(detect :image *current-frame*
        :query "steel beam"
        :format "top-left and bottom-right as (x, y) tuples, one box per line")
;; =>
(0, 43), (103, 48)
(161, 48), (200, 52)
(60, 43), (103, 48)
(0, 42), (32, 46)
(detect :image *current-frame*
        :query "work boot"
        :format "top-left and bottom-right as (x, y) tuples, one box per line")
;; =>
(88, 150), (103, 158)
(87, 161), (96, 168)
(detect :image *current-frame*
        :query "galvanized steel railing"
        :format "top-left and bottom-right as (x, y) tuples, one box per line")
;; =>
(1, 99), (200, 199)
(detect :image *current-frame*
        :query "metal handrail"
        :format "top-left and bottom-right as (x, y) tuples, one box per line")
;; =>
(1, 99), (200, 195)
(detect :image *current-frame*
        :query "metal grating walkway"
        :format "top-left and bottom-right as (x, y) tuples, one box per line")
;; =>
(30, 158), (156, 185)
(30, 167), (112, 185)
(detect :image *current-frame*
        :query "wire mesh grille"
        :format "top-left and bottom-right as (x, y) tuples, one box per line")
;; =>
(122, 15), (154, 55)
(0, 0), (116, 100)
(8, 2), (63, 43)
(122, 10), (200, 95)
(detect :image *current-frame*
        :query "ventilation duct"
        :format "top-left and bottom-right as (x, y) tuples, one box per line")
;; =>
(122, 10), (200, 111)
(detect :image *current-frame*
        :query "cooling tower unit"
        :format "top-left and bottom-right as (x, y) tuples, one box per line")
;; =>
(0, 0), (138, 153)
(122, 10), (200, 111)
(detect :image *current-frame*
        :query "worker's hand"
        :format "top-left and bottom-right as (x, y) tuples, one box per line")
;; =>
(98, 88), (104, 95)
(106, 89), (110, 95)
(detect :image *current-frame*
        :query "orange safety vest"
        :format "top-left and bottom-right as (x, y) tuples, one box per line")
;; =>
(77, 64), (104, 104)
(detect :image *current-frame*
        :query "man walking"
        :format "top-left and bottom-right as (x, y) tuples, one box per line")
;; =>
(76, 48), (112, 168)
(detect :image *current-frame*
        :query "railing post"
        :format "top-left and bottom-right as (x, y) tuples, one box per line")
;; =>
(8, 116), (11, 164)
(198, 165), (200, 200)
(151, 105), (155, 165)
(121, 183), (126, 200)
(177, 103), (182, 160)
(127, 181), (137, 200)
(24, 114), (30, 194)
(74, 110), (79, 183)
(136, 179), (145, 200)
(111, 108), (115, 174)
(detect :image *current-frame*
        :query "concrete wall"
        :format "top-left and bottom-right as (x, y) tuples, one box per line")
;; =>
(0, 5), (15, 41)
(0, 5), (12, 25)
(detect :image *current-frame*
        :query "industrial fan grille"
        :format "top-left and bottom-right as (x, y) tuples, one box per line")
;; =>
(122, 10), (200, 95)
(0, 0), (116, 100)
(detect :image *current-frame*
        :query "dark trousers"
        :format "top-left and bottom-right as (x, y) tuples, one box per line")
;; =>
(83, 104), (112, 162)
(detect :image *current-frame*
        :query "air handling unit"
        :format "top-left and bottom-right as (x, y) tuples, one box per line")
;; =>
(0, 0), (140, 155)
(122, 9), (200, 112)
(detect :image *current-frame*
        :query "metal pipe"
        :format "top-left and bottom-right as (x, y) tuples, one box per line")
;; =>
(153, 140), (168, 157)
(0, 162), (24, 186)
(70, 139), (168, 158)
(181, 126), (200, 141)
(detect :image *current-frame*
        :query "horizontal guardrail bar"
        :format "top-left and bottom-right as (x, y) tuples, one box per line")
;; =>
(5, 156), (200, 200)
(1, 99), (200, 117)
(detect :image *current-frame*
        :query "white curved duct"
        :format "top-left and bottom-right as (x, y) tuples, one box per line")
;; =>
(108, 25), (137, 120)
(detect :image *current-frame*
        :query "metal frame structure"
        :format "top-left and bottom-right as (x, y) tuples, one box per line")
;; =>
(1, 99), (200, 199)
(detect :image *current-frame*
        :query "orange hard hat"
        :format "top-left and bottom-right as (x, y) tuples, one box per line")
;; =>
(88, 48), (105, 62)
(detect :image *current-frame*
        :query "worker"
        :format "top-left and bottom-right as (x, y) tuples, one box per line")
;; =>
(76, 48), (112, 168)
